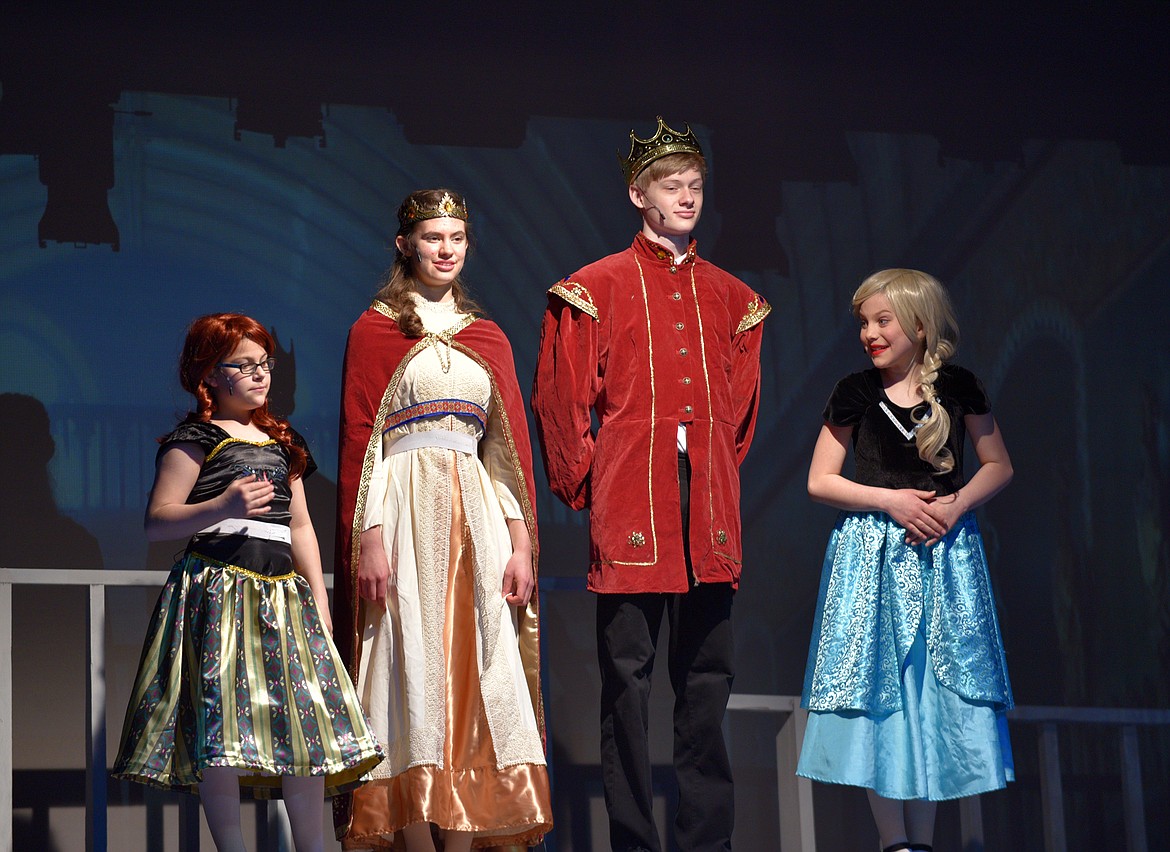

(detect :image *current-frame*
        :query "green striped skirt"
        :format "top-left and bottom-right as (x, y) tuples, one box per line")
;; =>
(114, 543), (383, 797)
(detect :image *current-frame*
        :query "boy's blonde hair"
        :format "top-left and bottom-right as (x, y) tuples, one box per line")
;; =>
(632, 152), (707, 191)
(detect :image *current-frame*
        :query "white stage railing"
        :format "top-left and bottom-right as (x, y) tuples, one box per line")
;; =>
(4, 567), (1170, 852)
(0, 567), (298, 852)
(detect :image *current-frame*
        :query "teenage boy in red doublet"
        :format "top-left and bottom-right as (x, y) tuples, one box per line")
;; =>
(532, 117), (769, 851)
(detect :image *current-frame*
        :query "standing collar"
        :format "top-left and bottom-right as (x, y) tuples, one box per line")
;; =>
(632, 232), (698, 267)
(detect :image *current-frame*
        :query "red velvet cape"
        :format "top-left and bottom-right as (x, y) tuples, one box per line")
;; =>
(332, 302), (541, 672)
(331, 303), (544, 839)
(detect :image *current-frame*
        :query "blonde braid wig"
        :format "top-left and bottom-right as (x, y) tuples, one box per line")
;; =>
(853, 269), (960, 474)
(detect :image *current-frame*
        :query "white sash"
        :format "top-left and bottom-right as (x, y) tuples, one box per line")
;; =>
(384, 429), (477, 457)
(197, 517), (291, 544)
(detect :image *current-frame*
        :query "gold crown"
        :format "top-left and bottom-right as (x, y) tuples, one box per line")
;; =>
(618, 116), (704, 185)
(400, 191), (469, 227)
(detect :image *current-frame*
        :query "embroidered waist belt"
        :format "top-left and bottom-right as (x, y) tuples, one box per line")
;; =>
(384, 429), (477, 457)
(383, 398), (487, 432)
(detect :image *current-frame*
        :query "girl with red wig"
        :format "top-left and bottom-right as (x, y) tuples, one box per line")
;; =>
(114, 313), (382, 852)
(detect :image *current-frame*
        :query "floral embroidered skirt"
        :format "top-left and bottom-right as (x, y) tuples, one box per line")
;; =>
(114, 544), (383, 797)
(797, 510), (1014, 800)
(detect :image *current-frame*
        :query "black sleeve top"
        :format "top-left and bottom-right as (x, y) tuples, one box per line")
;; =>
(823, 364), (991, 495)
(158, 421), (316, 527)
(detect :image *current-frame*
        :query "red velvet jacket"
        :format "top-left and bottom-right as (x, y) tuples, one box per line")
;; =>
(531, 234), (769, 593)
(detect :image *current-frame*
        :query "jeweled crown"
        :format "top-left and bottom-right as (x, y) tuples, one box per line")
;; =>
(400, 191), (470, 228)
(618, 116), (704, 185)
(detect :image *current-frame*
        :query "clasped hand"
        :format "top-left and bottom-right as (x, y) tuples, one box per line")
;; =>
(885, 488), (964, 546)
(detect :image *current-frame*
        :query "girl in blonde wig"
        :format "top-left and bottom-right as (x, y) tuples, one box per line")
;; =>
(852, 269), (959, 475)
(797, 270), (1015, 852)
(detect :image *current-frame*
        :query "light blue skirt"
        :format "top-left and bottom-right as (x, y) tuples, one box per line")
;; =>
(797, 511), (1014, 800)
(797, 631), (1014, 800)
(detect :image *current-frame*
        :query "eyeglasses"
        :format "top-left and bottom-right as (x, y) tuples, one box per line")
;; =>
(216, 358), (277, 376)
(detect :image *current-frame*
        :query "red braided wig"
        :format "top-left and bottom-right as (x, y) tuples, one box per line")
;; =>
(172, 313), (309, 478)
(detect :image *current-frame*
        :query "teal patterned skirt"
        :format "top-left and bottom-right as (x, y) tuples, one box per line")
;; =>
(114, 542), (382, 797)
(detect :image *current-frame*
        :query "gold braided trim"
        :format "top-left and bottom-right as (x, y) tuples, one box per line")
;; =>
(205, 436), (276, 463)
(601, 255), (660, 567)
(372, 300), (399, 320)
(189, 551), (299, 583)
(372, 299), (477, 338)
(349, 338), (428, 595)
(353, 300), (480, 685)
(736, 297), (771, 335)
(548, 279), (598, 320)
(454, 344), (539, 565)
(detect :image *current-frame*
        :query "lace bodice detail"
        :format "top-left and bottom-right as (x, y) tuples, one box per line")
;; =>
(389, 295), (490, 441)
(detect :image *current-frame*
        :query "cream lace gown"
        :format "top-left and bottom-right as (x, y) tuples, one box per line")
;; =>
(348, 295), (550, 847)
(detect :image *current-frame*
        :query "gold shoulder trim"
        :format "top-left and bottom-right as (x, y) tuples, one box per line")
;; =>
(440, 313), (478, 338)
(548, 278), (598, 321)
(371, 300), (479, 336)
(736, 296), (771, 334)
(371, 300), (399, 320)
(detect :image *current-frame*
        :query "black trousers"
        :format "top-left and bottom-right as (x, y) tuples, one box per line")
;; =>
(596, 454), (735, 852)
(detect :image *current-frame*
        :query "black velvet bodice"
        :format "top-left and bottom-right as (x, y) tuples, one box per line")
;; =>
(823, 364), (991, 496)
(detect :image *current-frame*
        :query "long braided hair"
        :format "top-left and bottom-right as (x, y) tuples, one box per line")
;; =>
(175, 313), (309, 478)
(853, 269), (960, 474)
(373, 188), (483, 337)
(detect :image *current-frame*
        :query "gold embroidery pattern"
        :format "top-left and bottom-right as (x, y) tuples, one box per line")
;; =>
(628, 531), (646, 547)
(458, 344), (539, 567)
(372, 300), (399, 321)
(371, 301), (476, 341)
(736, 296), (771, 334)
(716, 529), (728, 545)
(548, 279), (599, 320)
(347, 331), (430, 683)
(427, 314), (476, 373)
(204, 436), (276, 464)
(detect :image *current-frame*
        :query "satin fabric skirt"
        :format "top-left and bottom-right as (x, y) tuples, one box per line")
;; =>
(114, 546), (383, 797)
(797, 511), (1014, 800)
(346, 451), (551, 849)
(798, 631), (1014, 800)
